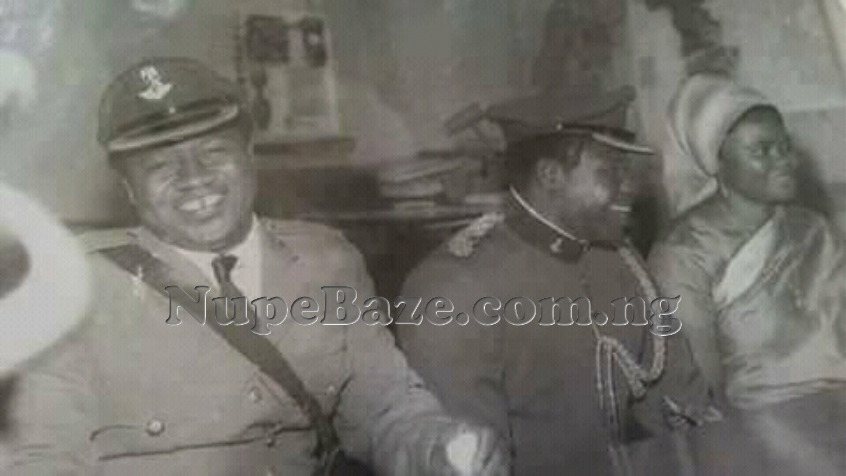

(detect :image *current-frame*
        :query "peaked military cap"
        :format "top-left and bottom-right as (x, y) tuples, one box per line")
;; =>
(98, 57), (246, 153)
(487, 85), (653, 155)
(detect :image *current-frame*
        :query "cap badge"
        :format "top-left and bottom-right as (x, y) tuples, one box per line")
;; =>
(137, 66), (173, 101)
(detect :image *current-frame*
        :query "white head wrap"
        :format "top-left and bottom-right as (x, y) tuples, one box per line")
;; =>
(663, 74), (773, 217)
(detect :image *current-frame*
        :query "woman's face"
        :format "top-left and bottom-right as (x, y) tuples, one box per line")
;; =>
(718, 107), (798, 204)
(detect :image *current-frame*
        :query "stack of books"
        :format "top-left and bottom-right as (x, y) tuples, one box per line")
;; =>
(377, 157), (475, 211)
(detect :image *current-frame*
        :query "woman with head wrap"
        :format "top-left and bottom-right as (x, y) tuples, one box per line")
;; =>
(648, 75), (846, 473)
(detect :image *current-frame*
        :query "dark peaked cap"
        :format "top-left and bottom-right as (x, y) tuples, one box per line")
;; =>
(487, 86), (654, 155)
(98, 57), (246, 154)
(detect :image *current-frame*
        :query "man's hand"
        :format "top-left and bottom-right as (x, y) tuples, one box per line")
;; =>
(430, 423), (510, 476)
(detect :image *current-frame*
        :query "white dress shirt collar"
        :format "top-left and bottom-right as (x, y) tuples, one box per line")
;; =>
(173, 215), (263, 296)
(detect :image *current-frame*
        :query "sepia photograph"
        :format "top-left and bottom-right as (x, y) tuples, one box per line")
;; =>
(1, 1), (846, 474)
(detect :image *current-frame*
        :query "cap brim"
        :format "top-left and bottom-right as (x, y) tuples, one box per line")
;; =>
(591, 132), (654, 155)
(554, 125), (655, 155)
(106, 104), (240, 153)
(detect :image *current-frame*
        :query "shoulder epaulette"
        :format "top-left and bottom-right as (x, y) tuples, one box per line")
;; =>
(76, 228), (137, 254)
(98, 243), (157, 278)
(261, 217), (341, 237)
(447, 212), (505, 258)
(260, 218), (287, 242)
(260, 218), (350, 251)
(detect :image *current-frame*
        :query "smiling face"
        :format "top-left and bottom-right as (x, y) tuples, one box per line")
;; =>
(532, 138), (630, 242)
(562, 141), (629, 240)
(718, 106), (798, 204)
(564, 141), (626, 210)
(118, 127), (256, 252)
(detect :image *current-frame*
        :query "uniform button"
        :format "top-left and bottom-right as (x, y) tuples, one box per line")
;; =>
(550, 237), (564, 254)
(791, 287), (804, 309)
(264, 466), (277, 476)
(326, 385), (337, 395)
(248, 386), (263, 403)
(145, 418), (165, 437)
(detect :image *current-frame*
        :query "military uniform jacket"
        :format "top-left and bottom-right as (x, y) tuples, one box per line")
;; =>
(396, 195), (711, 475)
(2, 219), (451, 476)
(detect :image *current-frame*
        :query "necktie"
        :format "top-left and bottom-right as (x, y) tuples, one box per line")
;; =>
(212, 254), (239, 292)
(212, 254), (249, 325)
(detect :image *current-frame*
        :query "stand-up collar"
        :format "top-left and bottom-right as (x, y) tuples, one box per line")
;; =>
(505, 187), (590, 262)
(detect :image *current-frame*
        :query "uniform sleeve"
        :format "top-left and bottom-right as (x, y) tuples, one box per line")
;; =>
(1, 337), (97, 475)
(394, 262), (511, 445)
(648, 242), (723, 395)
(629, 329), (717, 437)
(329, 247), (456, 475)
(338, 323), (457, 475)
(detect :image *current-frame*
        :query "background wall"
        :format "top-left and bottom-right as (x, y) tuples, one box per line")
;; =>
(628, 0), (846, 229)
(1, 0), (845, 227)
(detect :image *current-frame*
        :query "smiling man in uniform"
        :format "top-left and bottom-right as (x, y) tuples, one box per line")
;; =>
(0, 57), (507, 476)
(397, 87), (716, 475)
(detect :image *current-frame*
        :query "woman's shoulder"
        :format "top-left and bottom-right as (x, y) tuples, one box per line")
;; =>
(659, 198), (725, 248)
(780, 205), (830, 232)
(649, 198), (733, 281)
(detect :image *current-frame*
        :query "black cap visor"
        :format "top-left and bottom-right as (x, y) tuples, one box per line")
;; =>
(554, 125), (654, 155)
(106, 101), (241, 153)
